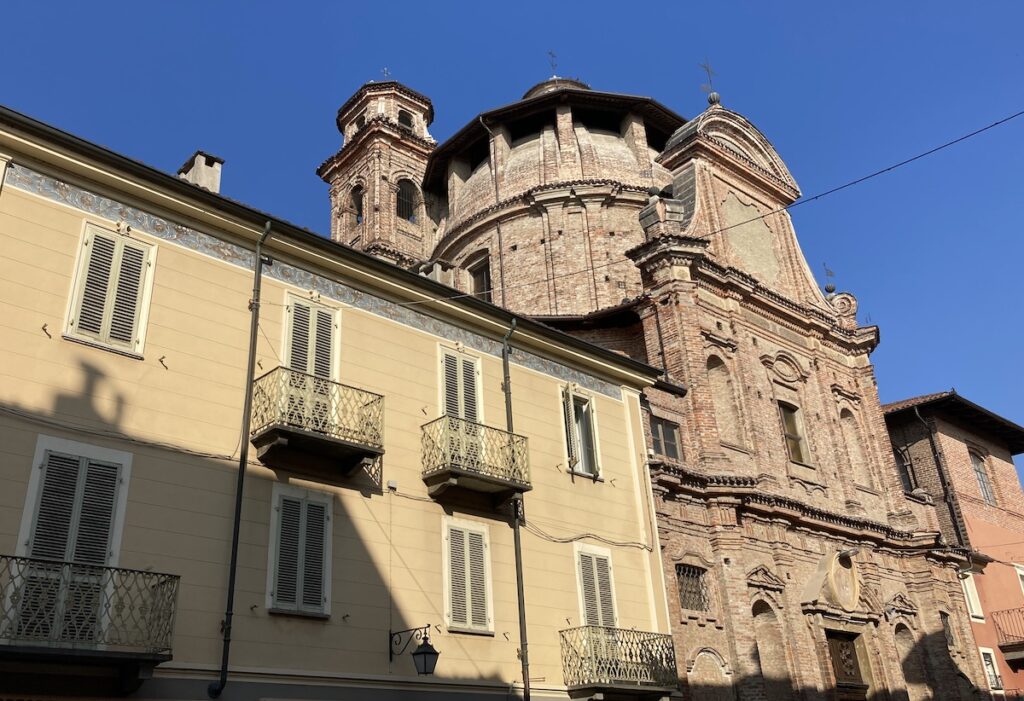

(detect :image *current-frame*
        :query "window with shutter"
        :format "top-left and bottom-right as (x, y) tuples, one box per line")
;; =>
(67, 226), (155, 354)
(563, 387), (599, 476)
(440, 349), (480, 422)
(576, 547), (616, 627)
(287, 298), (336, 379)
(445, 521), (491, 632)
(268, 485), (331, 617)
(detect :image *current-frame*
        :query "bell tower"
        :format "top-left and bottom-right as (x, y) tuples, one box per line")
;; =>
(318, 81), (436, 268)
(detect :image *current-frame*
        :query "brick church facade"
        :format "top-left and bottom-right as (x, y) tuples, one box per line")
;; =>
(319, 79), (993, 698)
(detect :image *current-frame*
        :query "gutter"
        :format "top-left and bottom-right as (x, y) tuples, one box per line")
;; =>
(914, 406), (969, 548)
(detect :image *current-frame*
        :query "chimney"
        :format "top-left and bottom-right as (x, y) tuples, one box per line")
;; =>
(177, 150), (224, 193)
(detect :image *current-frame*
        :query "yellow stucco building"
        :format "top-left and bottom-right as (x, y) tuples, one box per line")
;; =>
(0, 107), (680, 700)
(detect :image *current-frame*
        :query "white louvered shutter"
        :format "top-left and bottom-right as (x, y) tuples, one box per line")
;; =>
(72, 462), (119, 565)
(442, 352), (461, 417)
(467, 530), (488, 629)
(441, 350), (480, 421)
(302, 501), (327, 611)
(578, 552), (615, 627)
(273, 495), (328, 614)
(448, 526), (468, 626)
(288, 303), (311, 374)
(461, 357), (478, 423)
(288, 301), (335, 378)
(274, 497), (302, 609)
(72, 231), (150, 349)
(312, 309), (334, 379)
(447, 525), (489, 631)
(562, 387), (579, 467)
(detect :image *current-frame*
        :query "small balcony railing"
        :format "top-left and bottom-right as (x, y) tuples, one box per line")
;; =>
(421, 415), (530, 499)
(993, 608), (1024, 655)
(559, 625), (678, 694)
(0, 555), (179, 657)
(250, 366), (384, 473)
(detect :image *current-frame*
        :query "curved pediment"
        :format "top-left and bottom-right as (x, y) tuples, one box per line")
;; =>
(662, 105), (800, 201)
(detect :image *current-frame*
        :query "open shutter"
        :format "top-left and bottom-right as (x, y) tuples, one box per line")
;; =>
(30, 453), (82, 561)
(108, 242), (148, 346)
(467, 530), (488, 628)
(288, 303), (311, 374)
(448, 526), (468, 627)
(563, 387), (579, 467)
(274, 497), (302, 608)
(76, 234), (117, 337)
(301, 502), (327, 611)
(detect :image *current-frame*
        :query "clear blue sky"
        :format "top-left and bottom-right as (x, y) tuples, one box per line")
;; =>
(4, 3), (1022, 467)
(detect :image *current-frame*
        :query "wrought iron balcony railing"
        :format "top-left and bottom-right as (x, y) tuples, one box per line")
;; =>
(993, 608), (1024, 648)
(0, 555), (179, 657)
(560, 625), (678, 692)
(250, 367), (384, 471)
(421, 415), (530, 497)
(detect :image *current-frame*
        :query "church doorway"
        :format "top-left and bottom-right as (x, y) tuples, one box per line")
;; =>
(825, 630), (870, 700)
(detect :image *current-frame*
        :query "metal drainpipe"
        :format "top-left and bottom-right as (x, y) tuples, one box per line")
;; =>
(502, 319), (530, 701)
(208, 221), (273, 698)
(914, 406), (968, 547)
(478, 116), (507, 306)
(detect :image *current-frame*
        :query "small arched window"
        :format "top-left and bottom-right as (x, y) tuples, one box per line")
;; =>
(706, 356), (743, 447)
(893, 446), (915, 492)
(397, 109), (414, 129)
(350, 185), (364, 225)
(971, 451), (996, 505)
(778, 401), (808, 464)
(354, 113), (366, 131)
(396, 179), (418, 223)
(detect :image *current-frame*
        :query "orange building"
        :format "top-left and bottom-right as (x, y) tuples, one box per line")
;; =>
(885, 391), (1024, 697)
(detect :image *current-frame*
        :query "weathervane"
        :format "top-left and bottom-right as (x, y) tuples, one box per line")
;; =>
(382, 67), (391, 79)
(699, 59), (720, 105)
(823, 262), (836, 295)
(547, 50), (558, 76)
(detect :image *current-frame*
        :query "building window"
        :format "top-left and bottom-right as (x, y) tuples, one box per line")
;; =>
(445, 519), (491, 633)
(893, 446), (916, 492)
(676, 564), (710, 612)
(1015, 565), (1024, 596)
(350, 185), (364, 224)
(576, 545), (616, 627)
(980, 648), (1003, 690)
(441, 348), (480, 422)
(778, 401), (808, 464)
(396, 179), (418, 223)
(563, 388), (599, 477)
(67, 225), (155, 355)
(961, 573), (984, 621)
(651, 417), (681, 461)
(468, 259), (492, 303)
(267, 484), (331, 617)
(354, 113), (365, 131)
(971, 452), (996, 505)
(397, 109), (414, 129)
(707, 356), (743, 446)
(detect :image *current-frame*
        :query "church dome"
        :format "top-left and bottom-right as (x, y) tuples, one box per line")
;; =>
(521, 77), (591, 99)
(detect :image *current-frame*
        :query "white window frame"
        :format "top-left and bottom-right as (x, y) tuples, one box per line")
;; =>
(16, 435), (132, 566)
(64, 222), (157, 357)
(1014, 564), (1024, 598)
(979, 647), (1004, 693)
(442, 516), (493, 634)
(961, 572), (984, 621)
(265, 482), (333, 617)
(573, 542), (617, 627)
(562, 385), (603, 479)
(437, 344), (484, 423)
(282, 293), (340, 380)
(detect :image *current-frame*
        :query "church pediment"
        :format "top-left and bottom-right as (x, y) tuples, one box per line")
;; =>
(747, 565), (786, 592)
(885, 592), (919, 618)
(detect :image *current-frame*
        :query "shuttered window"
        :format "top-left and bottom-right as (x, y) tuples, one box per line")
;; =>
(441, 349), (480, 422)
(270, 489), (330, 616)
(29, 451), (121, 565)
(563, 387), (599, 476)
(287, 299), (336, 379)
(577, 549), (616, 627)
(68, 227), (154, 353)
(446, 522), (490, 632)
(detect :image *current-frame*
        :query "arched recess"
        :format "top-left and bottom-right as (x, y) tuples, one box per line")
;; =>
(894, 623), (931, 701)
(839, 408), (872, 487)
(751, 600), (793, 701)
(687, 647), (736, 700)
(349, 184), (365, 226)
(707, 355), (744, 447)
(396, 178), (421, 225)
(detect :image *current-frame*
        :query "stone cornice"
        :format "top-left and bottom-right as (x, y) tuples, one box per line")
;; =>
(318, 115), (437, 181)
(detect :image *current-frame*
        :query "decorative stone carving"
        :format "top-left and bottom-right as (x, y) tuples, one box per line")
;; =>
(761, 351), (809, 384)
(747, 565), (786, 592)
(830, 292), (858, 330)
(884, 593), (919, 621)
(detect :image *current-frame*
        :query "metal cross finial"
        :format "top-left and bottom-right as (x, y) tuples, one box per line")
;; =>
(547, 50), (558, 76)
(382, 67), (390, 79)
(699, 59), (716, 93)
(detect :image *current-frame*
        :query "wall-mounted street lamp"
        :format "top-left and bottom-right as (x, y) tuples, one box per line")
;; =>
(389, 625), (440, 675)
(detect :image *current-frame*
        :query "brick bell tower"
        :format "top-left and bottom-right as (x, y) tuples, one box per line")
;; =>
(318, 81), (436, 268)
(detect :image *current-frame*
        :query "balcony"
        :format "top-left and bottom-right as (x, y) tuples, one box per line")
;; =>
(0, 555), (179, 694)
(993, 608), (1024, 661)
(560, 626), (678, 700)
(421, 415), (531, 501)
(250, 366), (384, 476)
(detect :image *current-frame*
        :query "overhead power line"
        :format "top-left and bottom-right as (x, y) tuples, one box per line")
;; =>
(391, 106), (1024, 309)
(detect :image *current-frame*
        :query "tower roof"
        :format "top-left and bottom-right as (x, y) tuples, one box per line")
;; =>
(335, 80), (434, 131)
(521, 76), (592, 99)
